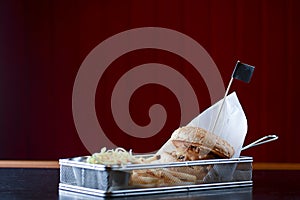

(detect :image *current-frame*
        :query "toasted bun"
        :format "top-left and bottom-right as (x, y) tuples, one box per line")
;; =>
(170, 126), (235, 160)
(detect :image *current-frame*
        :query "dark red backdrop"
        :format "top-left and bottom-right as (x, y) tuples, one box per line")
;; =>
(1, 0), (299, 162)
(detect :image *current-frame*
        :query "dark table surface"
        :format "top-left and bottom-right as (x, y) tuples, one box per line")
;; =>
(0, 168), (299, 200)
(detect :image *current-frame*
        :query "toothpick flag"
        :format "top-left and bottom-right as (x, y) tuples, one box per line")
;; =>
(211, 60), (255, 133)
(232, 61), (255, 83)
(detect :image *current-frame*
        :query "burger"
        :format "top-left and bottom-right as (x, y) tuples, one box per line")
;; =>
(159, 126), (235, 162)
(130, 126), (235, 186)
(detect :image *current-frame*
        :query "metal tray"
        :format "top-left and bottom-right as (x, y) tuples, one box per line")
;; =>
(59, 155), (253, 197)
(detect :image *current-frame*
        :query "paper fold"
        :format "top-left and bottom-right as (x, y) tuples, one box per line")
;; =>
(156, 91), (247, 159)
(187, 91), (247, 158)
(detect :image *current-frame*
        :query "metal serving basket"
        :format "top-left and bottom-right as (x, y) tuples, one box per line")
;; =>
(59, 155), (253, 197)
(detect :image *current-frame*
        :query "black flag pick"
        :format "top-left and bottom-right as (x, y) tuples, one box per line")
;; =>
(232, 61), (255, 83)
(211, 60), (255, 133)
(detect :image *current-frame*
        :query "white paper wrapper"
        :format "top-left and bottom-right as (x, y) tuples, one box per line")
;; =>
(156, 91), (247, 159)
(155, 92), (248, 182)
(187, 91), (247, 158)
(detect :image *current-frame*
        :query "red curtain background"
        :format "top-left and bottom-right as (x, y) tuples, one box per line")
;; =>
(1, 0), (299, 162)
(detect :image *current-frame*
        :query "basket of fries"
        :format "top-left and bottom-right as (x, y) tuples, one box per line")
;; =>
(59, 149), (252, 197)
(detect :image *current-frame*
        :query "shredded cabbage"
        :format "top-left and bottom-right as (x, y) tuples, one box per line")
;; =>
(86, 147), (142, 165)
